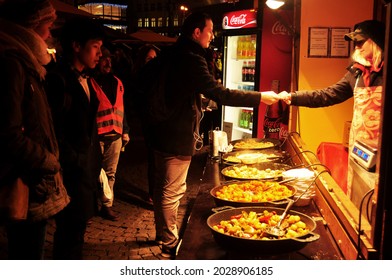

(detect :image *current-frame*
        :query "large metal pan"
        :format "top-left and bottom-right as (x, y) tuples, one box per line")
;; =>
(230, 138), (281, 150)
(221, 162), (292, 181)
(221, 149), (287, 165)
(210, 180), (297, 207)
(206, 206), (320, 254)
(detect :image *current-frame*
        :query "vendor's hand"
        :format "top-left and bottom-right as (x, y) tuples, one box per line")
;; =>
(260, 91), (281, 105)
(122, 133), (130, 147)
(278, 91), (292, 105)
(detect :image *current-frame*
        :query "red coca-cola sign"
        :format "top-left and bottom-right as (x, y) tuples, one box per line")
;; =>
(222, 9), (257, 30)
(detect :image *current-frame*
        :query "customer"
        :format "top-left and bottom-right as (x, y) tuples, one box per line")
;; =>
(279, 20), (385, 198)
(45, 17), (105, 259)
(146, 12), (280, 259)
(91, 47), (130, 221)
(0, 0), (69, 259)
(132, 44), (160, 202)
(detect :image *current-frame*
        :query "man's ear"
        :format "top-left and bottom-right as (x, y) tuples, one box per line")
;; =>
(71, 41), (81, 53)
(192, 28), (201, 40)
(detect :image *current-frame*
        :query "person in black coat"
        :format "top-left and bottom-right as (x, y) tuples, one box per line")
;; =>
(45, 18), (105, 260)
(0, 0), (70, 260)
(148, 12), (281, 259)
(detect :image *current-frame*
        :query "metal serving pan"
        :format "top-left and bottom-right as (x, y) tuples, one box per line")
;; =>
(221, 162), (292, 181)
(210, 180), (297, 207)
(221, 149), (286, 165)
(207, 206), (320, 254)
(230, 138), (281, 150)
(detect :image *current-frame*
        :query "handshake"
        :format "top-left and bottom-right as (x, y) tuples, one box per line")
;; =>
(260, 91), (292, 105)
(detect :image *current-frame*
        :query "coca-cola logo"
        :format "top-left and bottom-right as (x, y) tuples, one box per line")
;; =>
(230, 14), (247, 26)
(264, 117), (282, 129)
(272, 21), (290, 36)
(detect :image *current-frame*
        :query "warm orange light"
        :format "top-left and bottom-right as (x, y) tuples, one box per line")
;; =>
(180, 5), (188, 12)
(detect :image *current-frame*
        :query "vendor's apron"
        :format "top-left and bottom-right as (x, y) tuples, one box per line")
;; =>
(347, 84), (382, 198)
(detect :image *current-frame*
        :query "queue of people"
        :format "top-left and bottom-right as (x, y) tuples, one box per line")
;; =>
(0, 0), (385, 261)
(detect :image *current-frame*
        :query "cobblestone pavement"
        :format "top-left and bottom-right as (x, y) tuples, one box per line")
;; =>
(0, 119), (207, 260)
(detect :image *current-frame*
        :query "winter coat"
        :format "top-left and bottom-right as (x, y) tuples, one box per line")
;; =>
(0, 19), (70, 222)
(45, 61), (102, 221)
(290, 63), (383, 107)
(151, 36), (261, 156)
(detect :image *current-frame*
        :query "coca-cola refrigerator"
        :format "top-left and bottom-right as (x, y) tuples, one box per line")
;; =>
(220, 7), (293, 142)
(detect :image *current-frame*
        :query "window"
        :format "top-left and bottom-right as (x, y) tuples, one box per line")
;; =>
(144, 18), (149, 28)
(138, 18), (143, 28)
(78, 3), (127, 21)
(158, 17), (163, 27)
(151, 18), (156, 27)
(173, 15), (179, 27)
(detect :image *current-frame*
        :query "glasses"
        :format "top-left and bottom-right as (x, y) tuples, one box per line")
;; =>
(354, 40), (366, 47)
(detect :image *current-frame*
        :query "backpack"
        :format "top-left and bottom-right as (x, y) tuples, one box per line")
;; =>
(136, 49), (174, 125)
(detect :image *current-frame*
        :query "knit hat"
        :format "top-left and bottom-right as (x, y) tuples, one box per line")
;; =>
(0, 0), (56, 29)
(344, 20), (385, 50)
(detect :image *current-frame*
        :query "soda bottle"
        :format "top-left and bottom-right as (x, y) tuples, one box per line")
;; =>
(243, 110), (249, 128)
(239, 109), (244, 128)
(249, 111), (253, 130)
(249, 61), (255, 82)
(242, 61), (247, 82)
(279, 100), (289, 139)
(263, 80), (281, 139)
(263, 103), (281, 139)
(237, 36), (243, 59)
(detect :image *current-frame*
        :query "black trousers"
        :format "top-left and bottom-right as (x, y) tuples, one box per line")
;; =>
(6, 219), (47, 260)
(53, 207), (88, 260)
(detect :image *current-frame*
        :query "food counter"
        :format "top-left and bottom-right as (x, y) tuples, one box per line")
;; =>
(177, 134), (345, 260)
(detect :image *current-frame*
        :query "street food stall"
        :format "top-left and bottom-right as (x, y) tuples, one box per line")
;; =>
(177, 131), (385, 259)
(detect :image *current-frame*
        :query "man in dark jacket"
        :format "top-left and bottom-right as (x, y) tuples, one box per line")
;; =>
(149, 12), (280, 259)
(45, 18), (105, 260)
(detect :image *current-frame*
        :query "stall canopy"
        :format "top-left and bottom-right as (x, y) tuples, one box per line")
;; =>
(50, 0), (94, 18)
(128, 29), (177, 44)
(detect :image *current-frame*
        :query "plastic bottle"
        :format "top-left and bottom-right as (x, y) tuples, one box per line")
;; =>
(239, 109), (244, 128)
(263, 103), (281, 139)
(249, 110), (253, 130)
(243, 110), (249, 129)
(237, 36), (243, 59)
(263, 80), (282, 139)
(249, 61), (255, 82)
(242, 61), (247, 82)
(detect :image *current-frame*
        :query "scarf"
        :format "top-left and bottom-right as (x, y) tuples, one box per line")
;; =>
(0, 18), (51, 80)
(352, 62), (383, 87)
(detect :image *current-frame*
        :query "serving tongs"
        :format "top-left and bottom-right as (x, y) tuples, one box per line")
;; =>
(265, 174), (320, 237)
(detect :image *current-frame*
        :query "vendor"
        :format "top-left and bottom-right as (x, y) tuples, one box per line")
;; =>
(279, 20), (385, 198)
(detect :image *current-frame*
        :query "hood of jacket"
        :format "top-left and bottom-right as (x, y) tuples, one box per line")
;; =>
(0, 18), (51, 80)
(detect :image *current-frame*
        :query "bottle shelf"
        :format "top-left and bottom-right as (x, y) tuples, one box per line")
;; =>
(234, 126), (252, 134)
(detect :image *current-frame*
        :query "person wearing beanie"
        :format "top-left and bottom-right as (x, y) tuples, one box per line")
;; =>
(45, 17), (105, 259)
(0, 0), (70, 259)
(279, 19), (385, 199)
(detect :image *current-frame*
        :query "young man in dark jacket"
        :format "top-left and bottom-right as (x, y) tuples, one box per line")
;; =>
(45, 18), (105, 260)
(148, 12), (281, 258)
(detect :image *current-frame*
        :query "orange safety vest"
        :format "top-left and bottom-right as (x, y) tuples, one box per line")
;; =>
(91, 77), (124, 135)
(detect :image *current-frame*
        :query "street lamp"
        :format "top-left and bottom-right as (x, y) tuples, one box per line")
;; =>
(180, 5), (188, 24)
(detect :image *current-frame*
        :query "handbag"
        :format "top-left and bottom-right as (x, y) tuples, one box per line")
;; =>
(0, 177), (29, 221)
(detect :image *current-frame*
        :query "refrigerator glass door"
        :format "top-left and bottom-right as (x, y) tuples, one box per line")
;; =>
(222, 34), (256, 142)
